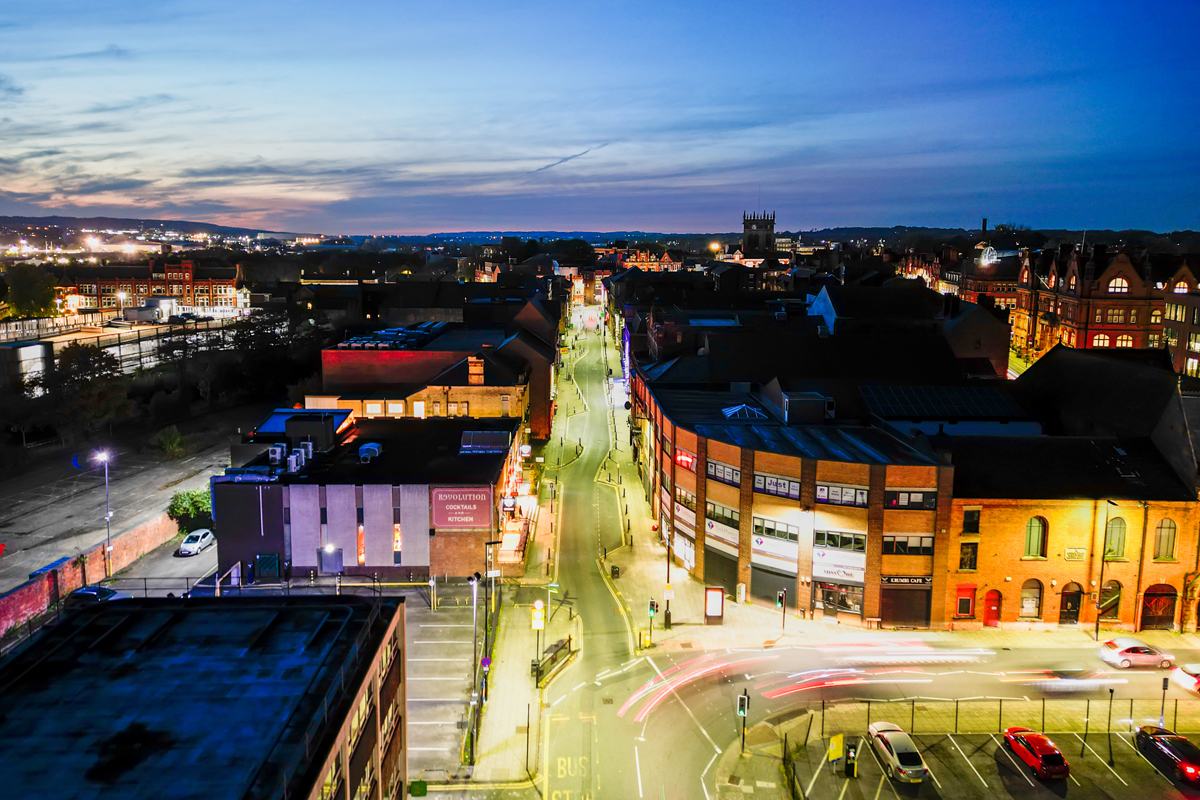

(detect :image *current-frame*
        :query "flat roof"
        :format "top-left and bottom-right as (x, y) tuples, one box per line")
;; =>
(0, 596), (401, 800)
(254, 407), (353, 435)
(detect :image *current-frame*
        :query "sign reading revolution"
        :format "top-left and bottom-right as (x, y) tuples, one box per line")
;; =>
(431, 487), (493, 529)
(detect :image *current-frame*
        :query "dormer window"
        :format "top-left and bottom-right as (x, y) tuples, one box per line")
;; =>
(1069, 275), (1076, 291)
(1020, 269), (1029, 284)
(1108, 277), (1129, 294)
(1175, 282), (1189, 294)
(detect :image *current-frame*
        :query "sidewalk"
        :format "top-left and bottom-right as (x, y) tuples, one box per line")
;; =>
(472, 586), (580, 783)
(713, 722), (789, 800)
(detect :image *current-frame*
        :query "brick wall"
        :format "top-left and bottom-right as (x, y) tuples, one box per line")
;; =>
(429, 529), (488, 579)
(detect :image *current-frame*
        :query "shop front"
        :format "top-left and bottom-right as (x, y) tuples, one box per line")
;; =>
(880, 575), (932, 628)
(811, 547), (865, 619)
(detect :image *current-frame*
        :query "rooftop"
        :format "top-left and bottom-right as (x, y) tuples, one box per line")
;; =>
(0, 596), (401, 800)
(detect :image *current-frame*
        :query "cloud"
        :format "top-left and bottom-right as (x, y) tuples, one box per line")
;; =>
(0, 74), (23, 100)
(53, 44), (131, 60)
(83, 94), (174, 114)
(531, 144), (609, 173)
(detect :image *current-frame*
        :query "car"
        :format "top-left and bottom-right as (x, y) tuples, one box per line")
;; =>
(867, 721), (929, 783)
(1003, 727), (1070, 779)
(1099, 637), (1174, 669)
(1004, 661), (1127, 692)
(178, 528), (215, 556)
(64, 585), (132, 609)
(1135, 726), (1200, 782)
(1172, 664), (1200, 693)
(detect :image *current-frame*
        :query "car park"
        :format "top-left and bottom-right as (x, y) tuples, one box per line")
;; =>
(64, 585), (133, 609)
(1002, 726), (1070, 779)
(178, 529), (216, 556)
(1135, 726), (1200, 782)
(867, 721), (929, 783)
(1099, 637), (1174, 669)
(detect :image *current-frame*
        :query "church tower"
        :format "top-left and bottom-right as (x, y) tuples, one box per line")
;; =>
(742, 211), (775, 254)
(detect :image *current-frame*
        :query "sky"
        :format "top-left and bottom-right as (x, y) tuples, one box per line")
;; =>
(0, 0), (1197, 234)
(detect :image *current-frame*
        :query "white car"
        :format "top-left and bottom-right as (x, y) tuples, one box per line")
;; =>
(1099, 637), (1174, 669)
(868, 721), (929, 783)
(179, 529), (215, 556)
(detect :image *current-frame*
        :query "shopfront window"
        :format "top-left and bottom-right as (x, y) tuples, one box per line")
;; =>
(817, 582), (864, 614)
(1020, 579), (1043, 618)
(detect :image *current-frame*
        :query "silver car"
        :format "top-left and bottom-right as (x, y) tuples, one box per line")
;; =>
(179, 529), (215, 556)
(868, 721), (929, 783)
(1100, 637), (1174, 669)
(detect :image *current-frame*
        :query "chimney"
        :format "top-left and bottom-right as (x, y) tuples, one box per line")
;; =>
(981, 218), (988, 235)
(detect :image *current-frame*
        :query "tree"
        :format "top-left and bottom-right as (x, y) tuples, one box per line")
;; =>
(5, 264), (58, 318)
(38, 343), (129, 440)
(167, 488), (212, 532)
(0, 377), (46, 446)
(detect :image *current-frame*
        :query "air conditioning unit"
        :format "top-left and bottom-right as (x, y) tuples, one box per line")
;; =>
(291, 448), (307, 468)
(301, 441), (314, 459)
(286, 454), (299, 472)
(268, 445), (285, 465)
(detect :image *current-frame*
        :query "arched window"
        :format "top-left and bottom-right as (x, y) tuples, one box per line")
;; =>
(1105, 517), (1127, 559)
(1115, 334), (1134, 348)
(1021, 579), (1043, 618)
(1108, 277), (1129, 293)
(1155, 519), (1177, 561)
(1093, 334), (1111, 347)
(1069, 274), (1077, 291)
(1100, 580), (1121, 618)
(1152, 309), (1163, 324)
(1130, 310), (1137, 324)
(1024, 517), (1047, 557)
(1175, 282), (1190, 294)
(1021, 269), (1029, 284)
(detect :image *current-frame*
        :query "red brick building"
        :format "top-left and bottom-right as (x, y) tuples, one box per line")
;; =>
(54, 259), (242, 312)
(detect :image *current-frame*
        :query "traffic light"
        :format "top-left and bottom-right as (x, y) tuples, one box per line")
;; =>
(776, 590), (786, 609)
(648, 599), (658, 618)
(532, 599), (545, 631)
(737, 694), (749, 717)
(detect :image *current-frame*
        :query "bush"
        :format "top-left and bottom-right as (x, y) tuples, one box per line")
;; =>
(167, 488), (212, 532)
(149, 390), (176, 422)
(155, 425), (186, 458)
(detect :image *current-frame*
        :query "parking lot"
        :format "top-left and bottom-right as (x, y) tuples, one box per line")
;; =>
(794, 729), (1200, 800)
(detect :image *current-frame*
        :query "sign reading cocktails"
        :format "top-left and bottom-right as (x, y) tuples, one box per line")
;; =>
(431, 487), (493, 529)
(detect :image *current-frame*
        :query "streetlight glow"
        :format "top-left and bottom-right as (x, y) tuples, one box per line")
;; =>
(94, 450), (110, 463)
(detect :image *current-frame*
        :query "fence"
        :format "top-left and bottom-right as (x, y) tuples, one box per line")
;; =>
(783, 696), (1200, 743)
(460, 580), (504, 767)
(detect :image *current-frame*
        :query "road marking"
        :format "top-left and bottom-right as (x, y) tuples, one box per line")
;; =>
(406, 698), (461, 702)
(862, 741), (900, 800)
(836, 777), (850, 800)
(948, 734), (988, 788)
(413, 640), (473, 644)
(923, 761), (942, 789)
(1118, 733), (1174, 784)
(419, 623), (475, 627)
(990, 735), (1035, 786)
(407, 677), (465, 681)
(407, 720), (459, 725)
(408, 747), (453, 751)
(634, 745), (644, 798)
(1072, 734), (1128, 785)
(407, 658), (471, 662)
(646, 656), (721, 754)
(551, 695), (565, 707)
(573, 682), (586, 692)
(700, 750), (720, 800)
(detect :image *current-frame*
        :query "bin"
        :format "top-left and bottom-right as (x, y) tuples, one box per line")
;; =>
(611, 565), (620, 579)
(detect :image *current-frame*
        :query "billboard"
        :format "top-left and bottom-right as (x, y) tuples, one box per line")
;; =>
(431, 487), (493, 529)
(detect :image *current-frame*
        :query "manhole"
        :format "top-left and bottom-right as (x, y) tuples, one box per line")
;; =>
(681, 642), (694, 649)
(602, 698), (613, 705)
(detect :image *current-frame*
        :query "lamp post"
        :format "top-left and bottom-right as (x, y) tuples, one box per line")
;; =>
(1095, 499), (1119, 642)
(116, 290), (127, 317)
(484, 540), (502, 654)
(93, 450), (113, 578)
(469, 573), (480, 701)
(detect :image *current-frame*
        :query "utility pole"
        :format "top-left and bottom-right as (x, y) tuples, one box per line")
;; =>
(93, 450), (113, 578)
(777, 588), (787, 631)
(738, 690), (750, 755)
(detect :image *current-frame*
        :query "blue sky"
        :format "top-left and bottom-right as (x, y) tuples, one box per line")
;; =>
(0, 0), (1196, 234)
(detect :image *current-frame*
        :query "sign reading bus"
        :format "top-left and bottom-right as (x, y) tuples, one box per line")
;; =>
(431, 487), (493, 529)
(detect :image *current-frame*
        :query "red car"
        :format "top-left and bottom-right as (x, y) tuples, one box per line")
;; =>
(1003, 727), (1070, 779)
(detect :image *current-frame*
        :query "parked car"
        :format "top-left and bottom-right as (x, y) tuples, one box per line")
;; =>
(1099, 637), (1174, 669)
(178, 529), (216, 557)
(867, 721), (929, 783)
(1171, 664), (1200, 694)
(64, 585), (132, 610)
(1002, 727), (1070, 779)
(1135, 726), (1200, 782)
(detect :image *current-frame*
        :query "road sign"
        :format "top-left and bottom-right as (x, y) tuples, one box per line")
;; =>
(481, 657), (491, 668)
(486, 569), (501, 578)
(664, 589), (675, 601)
(828, 733), (844, 763)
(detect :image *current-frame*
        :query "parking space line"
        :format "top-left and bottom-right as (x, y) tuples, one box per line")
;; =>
(862, 739), (901, 799)
(924, 761), (942, 789)
(1072, 734), (1129, 785)
(947, 735), (988, 788)
(1117, 732), (1175, 785)
(836, 777), (850, 800)
(804, 755), (825, 798)
(989, 734), (1035, 786)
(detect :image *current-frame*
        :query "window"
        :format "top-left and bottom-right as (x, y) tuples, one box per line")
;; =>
(387, 401), (404, 416)
(1176, 282), (1190, 294)
(706, 459), (741, 487)
(1108, 277), (1129, 293)
(320, 758), (343, 800)
(1105, 517), (1126, 559)
(755, 473), (801, 500)
(1166, 303), (1185, 323)
(675, 487), (696, 512)
(660, 469), (671, 494)
(352, 756), (375, 800)
(1115, 334), (1133, 348)
(348, 692), (373, 749)
(501, 395), (511, 416)
(365, 402), (382, 416)
(959, 542), (978, 570)
(393, 519), (402, 564)
(1155, 519), (1177, 560)
(461, 401), (469, 416)
(1165, 326), (1180, 348)
(674, 448), (696, 471)
(1099, 580), (1121, 618)
(1020, 579), (1043, 618)
(1130, 310), (1137, 324)
(705, 501), (740, 530)
(814, 530), (865, 551)
(956, 591), (975, 617)
(753, 516), (799, 542)
(884, 490), (937, 509)
(1188, 358), (1200, 378)
(432, 401), (441, 416)
(962, 509), (980, 534)
(815, 483), (868, 507)
(1093, 334), (1110, 347)
(1189, 333), (1200, 353)
(448, 402), (458, 416)
(882, 535), (934, 555)
(1024, 517), (1047, 558)
(1069, 274), (1076, 291)
(1106, 308), (1124, 323)
(413, 400), (426, 418)
(1150, 334), (1161, 348)
(1152, 308), (1163, 324)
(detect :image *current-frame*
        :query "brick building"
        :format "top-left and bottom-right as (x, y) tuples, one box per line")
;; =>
(0, 595), (406, 800)
(52, 259), (243, 312)
(213, 410), (524, 583)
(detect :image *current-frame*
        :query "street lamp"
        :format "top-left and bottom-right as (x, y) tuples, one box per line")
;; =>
(116, 290), (127, 317)
(93, 450), (113, 578)
(469, 572), (481, 702)
(1095, 499), (1119, 641)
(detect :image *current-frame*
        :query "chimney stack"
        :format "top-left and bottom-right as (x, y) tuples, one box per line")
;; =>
(981, 218), (988, 235)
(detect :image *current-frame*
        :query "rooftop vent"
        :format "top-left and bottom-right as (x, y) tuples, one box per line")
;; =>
(721, 404), (767, 420)
(359, 442), (383, 463)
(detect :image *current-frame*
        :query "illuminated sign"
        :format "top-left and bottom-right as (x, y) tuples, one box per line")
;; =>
(431, 487), (493, 529)
(674, 448), (695, 470)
